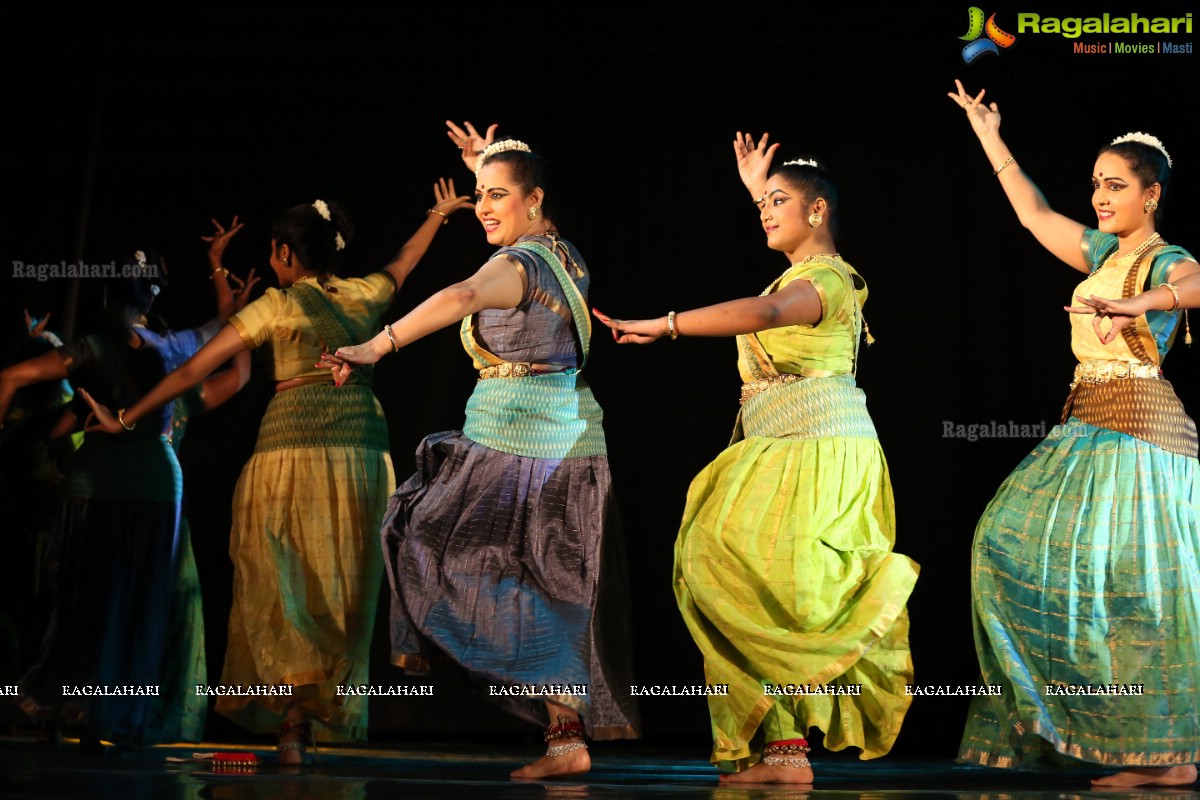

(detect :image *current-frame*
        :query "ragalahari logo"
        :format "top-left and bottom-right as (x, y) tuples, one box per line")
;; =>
(960, 7), (1016, 62)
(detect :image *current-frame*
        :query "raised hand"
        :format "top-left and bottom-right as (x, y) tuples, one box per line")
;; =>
(947, 79), (1001, 140)
(24, 309), (51, 339)
(446, 120), (498, 174)
(733, 131), (780, 199)
(1065, 293), (1148, 344)
(430, 177), (474, 218)
(79, 388), (123, 434)
(202, 216), (245, 265)
(592, 308), (667, 345)
(229, 268), (261, 312)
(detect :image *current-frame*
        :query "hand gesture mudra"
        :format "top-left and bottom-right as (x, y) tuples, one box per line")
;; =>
(316, 343), (382, 387)
(1065, 294), (1147, 345)
(446, 120), (498, 174)
(79, 389), (123, 435)
(229, 268), (262, 312)
(948, 79), (1001, 139)
(24, 309), (51, 339)
(733, 131), (780, 199)
(202, 216), (245, 263)
(429, 177), (474, 218)
(592, 308), (666, 345)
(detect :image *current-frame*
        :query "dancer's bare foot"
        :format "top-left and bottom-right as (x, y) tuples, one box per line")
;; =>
(276, 709), (310, 766)
(1091, 764), (1196, 787)
(718, 760), (814, 785)
(510, 744), (590, 780)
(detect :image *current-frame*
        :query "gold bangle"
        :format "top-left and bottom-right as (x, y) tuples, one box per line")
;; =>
(209, 266), (230, 280)
(426, 208), (449, 226)
(992, 156), (1015, 176)
(1160, 282), (1181, 312)
(384, 324), (399, 353)
(667, 311), (678, 340)
(117, 408), (136, 431)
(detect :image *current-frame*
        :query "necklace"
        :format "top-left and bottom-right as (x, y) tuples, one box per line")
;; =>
(1101, 232), (1163, 267)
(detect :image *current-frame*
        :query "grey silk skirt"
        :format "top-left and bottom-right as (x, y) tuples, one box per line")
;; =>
(382, 430), (640, 739)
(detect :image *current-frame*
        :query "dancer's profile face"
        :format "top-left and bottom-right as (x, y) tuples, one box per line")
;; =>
(758, 174), (814, 253)
(1092, 152), (1157, 235)
(475, 162), (541, 246)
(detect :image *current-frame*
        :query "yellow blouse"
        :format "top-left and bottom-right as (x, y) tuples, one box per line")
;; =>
(228, 273), (395, 381)
(739, 258), (867, 382)
(1070, 251), (1157, 365)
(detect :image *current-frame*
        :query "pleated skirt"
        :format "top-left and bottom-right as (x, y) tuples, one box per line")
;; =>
(960, 418), (1200, 768)
(676, 431), (918, 769)
(216, 384), (394, 742)
(382, 430), (640, 739)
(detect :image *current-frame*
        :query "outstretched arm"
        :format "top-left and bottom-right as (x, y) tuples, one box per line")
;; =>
(382, 178), (473, 289)
(0, 350), (72, 427)
(319, 257), (525, 381)
(594, 279), (822, 344)
(198, 350), (253, 412)
(83, 325), (248, 432)
(949, 80), (1088, 273)
(1066, 260), (1200, 343)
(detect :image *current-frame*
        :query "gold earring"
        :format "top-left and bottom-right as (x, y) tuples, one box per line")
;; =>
(1144, 198), (1159, 213)
(808, 212), (823, 227)
(528, 206), (540, 220)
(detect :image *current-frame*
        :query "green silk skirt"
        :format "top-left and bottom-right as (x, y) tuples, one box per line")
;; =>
(674, 375), (919, 770)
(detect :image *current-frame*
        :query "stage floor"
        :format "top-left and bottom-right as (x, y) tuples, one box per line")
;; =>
(1, 739), (1198, 799)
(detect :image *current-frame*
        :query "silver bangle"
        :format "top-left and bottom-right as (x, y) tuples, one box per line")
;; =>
(384, 324), (399, 353)
(667, 310), (678, 340)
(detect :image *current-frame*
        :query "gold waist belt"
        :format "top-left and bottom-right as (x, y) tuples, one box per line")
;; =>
(1072, 359), (1161, 385)
(478, 362), (569, 380)
(740, 373), (804, 404)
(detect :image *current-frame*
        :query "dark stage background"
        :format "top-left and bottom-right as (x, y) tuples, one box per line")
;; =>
(3, 1), (1198, 759)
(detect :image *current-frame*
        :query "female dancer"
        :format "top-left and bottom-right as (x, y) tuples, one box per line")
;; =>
(323, 134), (640, 779)
(949, 80), (1200, 787)
(84, 181), (471, 761)
(594, 133), (918, 784)
(0, 250), (247, 747)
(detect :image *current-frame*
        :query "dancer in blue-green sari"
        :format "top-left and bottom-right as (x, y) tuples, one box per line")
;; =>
(950, 80), (1200, 788)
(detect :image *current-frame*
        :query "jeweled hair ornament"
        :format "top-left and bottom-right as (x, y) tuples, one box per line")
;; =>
(1111, 132), (1172, 168)
(781, 158), (820, 169)
(475, 139), (532, 177)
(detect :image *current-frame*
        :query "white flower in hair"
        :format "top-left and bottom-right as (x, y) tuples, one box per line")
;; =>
(781, 158), (820, 169)
(475, 139), (532, 176)
(1110, 132), (1172, 167)
(334, 232), (346, 251)
(312, 199), (332, 221)
(134, 250), (147, 267)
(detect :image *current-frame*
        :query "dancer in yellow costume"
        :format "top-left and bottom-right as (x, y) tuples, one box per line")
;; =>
(83, 182), (472, 762)
(595, 133), (918, 784)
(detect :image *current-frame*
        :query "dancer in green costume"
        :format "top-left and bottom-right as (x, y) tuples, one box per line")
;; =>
(596, 133), (918, 784)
